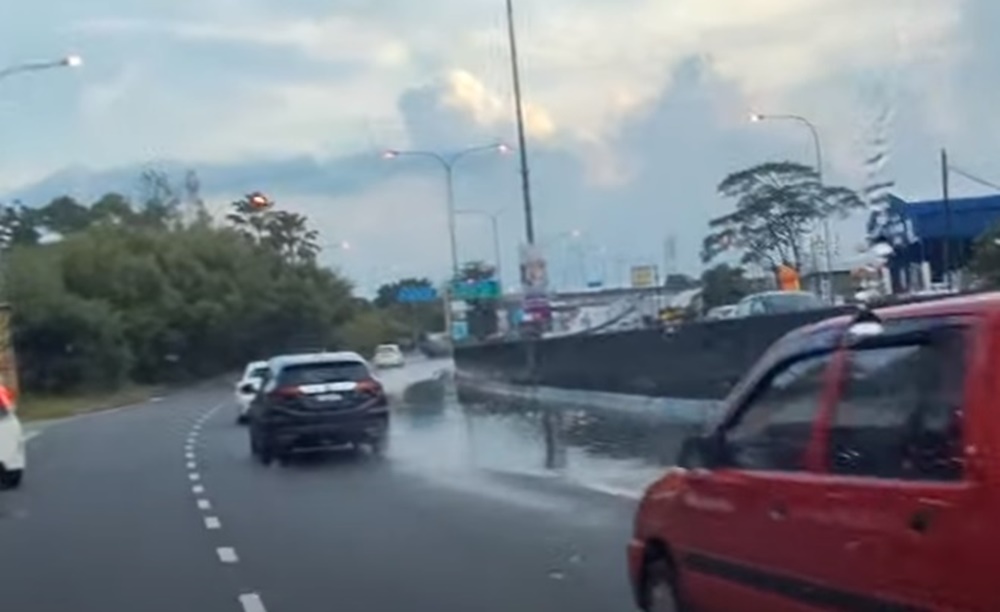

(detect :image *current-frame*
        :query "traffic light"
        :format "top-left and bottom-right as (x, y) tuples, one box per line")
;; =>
(247, 192), (272, 211)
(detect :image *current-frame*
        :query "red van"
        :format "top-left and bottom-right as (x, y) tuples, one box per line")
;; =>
(628, 294), (1000, 612)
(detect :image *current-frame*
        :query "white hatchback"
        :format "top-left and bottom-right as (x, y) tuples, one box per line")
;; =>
(372, 344), (405, 369)
(0, 400), (25, 489)
(235, 360), (270, 424)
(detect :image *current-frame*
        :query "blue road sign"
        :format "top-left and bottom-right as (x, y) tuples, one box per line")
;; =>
(397, 286), (439, 303)
(450, 279), (500, 301)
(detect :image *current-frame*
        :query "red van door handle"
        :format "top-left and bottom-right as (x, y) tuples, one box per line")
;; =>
(909, 509), (933, 534)
(769, 501), (788, 521)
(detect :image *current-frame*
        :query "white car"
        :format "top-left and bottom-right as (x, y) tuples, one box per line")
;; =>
(235, 360), (270, 424)
(0, 400), (24, 489)
(372, 344), (405, 369)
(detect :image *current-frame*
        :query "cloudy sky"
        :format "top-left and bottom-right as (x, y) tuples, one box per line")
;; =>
(1, 0), (998, 294)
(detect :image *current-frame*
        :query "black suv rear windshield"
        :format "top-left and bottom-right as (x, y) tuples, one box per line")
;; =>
(278, 361), (370, 386)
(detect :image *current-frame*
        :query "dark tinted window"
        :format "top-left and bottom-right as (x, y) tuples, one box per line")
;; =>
(723, 351), (834, 471)
(829, 324), (967, 481)
(278, 361), (371, 386)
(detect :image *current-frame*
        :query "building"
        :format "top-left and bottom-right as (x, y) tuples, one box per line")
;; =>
(868, 193), (1000, 292)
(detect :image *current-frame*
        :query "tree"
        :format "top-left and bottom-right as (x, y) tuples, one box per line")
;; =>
(702, 161), (864, 269)
(4, 178), (366, 394)
(663, 273), (699, 292)
(137, 170), (182, 229)
(39, 196), (92, 235)
(968, 223), (1000, 288)
(700, 264), (751, 309)
(373, 277), (445, 339)
(455, 261), (499, 340)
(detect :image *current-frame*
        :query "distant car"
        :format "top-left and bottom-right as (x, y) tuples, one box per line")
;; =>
(705, 304), (738, 320)
(248, 352), (389, 465)
(372, 344), (405, 369)
(732, 290), (825, 318)
(235, 360), (270, 425)
(0, 394), (24, 489)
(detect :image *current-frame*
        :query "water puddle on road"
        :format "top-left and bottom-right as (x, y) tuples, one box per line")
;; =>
(389, 381), (704, 501)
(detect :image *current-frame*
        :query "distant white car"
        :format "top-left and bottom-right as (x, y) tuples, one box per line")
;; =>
(235, 360), (270, 424)
(372, 344), (405, 369)
(0, 398), (24, 489)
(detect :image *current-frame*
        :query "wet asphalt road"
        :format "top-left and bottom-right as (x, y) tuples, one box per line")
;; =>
(0, 362), (682, 612)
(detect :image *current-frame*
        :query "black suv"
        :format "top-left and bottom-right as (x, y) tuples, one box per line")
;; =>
(248, 352), (389, 464)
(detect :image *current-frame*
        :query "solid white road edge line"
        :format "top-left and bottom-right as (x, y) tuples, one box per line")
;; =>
(204, 516), (221, 529)
(217, 547), (239, 563)
(22, 430), (40, 444)
(239, 593), (267, 612)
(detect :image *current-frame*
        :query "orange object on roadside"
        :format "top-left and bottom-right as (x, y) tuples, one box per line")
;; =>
(777, 264), (801, 291)
(0, 384), (15, 412)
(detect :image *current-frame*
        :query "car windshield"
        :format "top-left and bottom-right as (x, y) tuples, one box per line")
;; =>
(278, 361), (371, 386)
(248, 367), (269, 379)
(376, 346), (399, 355)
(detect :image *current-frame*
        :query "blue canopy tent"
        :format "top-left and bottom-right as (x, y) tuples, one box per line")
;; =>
(868, 193), (1000, 292)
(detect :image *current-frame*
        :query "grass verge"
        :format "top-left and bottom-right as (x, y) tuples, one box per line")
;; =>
(18, 384), (164, 422)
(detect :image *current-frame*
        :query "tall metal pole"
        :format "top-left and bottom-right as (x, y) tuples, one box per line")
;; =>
(489, 214), (503, 283)
(505, 0), (535, 245)
(443, 162), (460, 278)
(941, 148), (953, 289)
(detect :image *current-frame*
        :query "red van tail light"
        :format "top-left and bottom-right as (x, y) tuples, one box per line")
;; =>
(270, 386), (302, 400)
(357, 379), (383, 396)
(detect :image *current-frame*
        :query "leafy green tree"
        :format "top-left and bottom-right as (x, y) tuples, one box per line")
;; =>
(39, 196), (92, 235)
(700, 263), (751, 309)
(702, 161), (864, 269)
(5, 182), (360, 394)
(968, 223), (1000, 288)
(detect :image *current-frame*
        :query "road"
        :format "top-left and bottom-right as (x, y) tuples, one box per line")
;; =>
(0, 362), (657, 612)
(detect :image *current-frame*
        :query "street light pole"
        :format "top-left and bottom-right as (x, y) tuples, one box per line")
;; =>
(456, 209), (503, 283)
(505, 0), (535, 245)
(382, 142), (509, 278)
(751, 112), (833, 299)
(0, 55), (82, 83)
(383, 143), (510, 342)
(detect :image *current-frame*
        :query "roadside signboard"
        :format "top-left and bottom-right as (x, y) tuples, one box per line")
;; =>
(450, 279), (500, 301)
(397, 285), (439, 303)
(630, 265), (657, 288)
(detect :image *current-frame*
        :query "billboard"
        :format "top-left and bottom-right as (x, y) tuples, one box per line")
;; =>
(630, 265), (658, 288)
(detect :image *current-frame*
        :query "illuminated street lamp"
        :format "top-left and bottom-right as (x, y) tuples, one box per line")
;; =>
(381, 142), (511, 278)
(0, 54), (83, 82)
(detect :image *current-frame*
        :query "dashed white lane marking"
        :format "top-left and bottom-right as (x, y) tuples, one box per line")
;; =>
(239, 593), (267, 612)
(192, 484), (205, 494)
(185, 452), (195, 460)
(186, 461), (197, 469)
(217, 547), (239, 563)
(197, 498), (212, 510)
(189, 473), (201, 481)
(204, 516), (222, 530)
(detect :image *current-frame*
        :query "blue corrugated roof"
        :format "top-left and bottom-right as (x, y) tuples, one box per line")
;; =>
(873, 193), (1000, 242)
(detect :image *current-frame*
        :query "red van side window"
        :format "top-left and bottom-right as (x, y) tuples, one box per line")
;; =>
(828, 324), (967, 481)
(723, 352), (834, 472)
